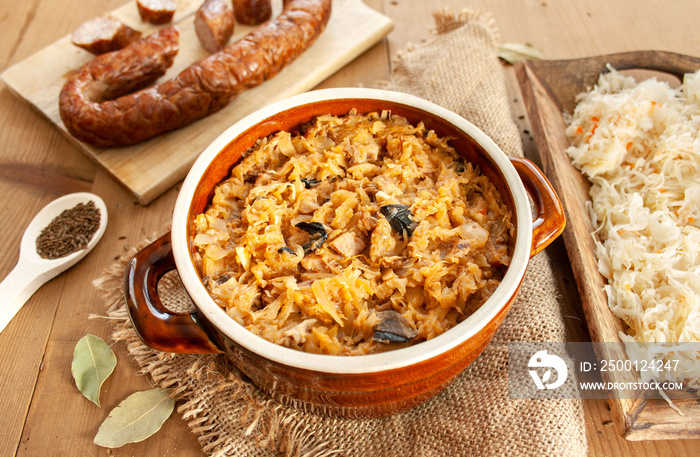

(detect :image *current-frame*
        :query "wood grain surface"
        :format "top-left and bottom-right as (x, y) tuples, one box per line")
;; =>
(1, 0), (700, 456)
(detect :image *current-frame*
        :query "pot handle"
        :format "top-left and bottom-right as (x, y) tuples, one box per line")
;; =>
(509, 156), (566, 257)
(123, 232), (223, 354)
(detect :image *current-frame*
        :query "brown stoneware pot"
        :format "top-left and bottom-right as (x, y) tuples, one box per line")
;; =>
(124, 88), (565, 418)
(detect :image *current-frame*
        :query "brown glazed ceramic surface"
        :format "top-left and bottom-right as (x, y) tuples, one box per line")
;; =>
(124, 88), (565, 418)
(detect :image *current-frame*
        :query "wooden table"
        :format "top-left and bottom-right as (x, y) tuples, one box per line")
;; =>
(0, 1), (698, 455)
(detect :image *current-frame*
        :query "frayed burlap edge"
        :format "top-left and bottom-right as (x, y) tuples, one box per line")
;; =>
(379, 8), (523, 159)
(385, 9), (498, 59)
(432, 8), (498, 37)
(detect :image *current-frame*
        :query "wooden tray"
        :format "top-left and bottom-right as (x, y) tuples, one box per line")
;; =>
(516, 51), (700, 441)
(0, 0), (393, 205)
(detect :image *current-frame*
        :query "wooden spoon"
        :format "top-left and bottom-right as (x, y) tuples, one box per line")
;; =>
(0, 192), (108, 334)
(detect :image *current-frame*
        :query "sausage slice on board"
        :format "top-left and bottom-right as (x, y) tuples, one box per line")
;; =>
(137, 0), (177, 24)
(59, 0), (332, 147)
(71, 16), (142, 55)
(195, 0), (235, 53)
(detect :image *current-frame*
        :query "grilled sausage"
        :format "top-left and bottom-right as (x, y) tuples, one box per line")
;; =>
(137, 0), (177, 24)
(71, 16), (142, 55)
(232, 0), (272, 25)
(195, 0), (235, 53)
(59, 0), (332, 147)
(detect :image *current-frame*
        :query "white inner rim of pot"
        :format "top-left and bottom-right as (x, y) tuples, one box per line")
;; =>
(172, 88), (532, 374)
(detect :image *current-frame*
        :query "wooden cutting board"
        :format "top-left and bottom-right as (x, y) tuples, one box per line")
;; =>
(0, 0), (393, 205)
(516, 51), (700, 441)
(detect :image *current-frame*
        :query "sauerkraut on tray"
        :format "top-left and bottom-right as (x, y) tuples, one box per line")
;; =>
(564, 67), (700, 392)
(191, 110), (513, 355)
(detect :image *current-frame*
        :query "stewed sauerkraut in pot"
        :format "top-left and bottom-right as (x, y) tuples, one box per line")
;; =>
(192, 110), (513, 355)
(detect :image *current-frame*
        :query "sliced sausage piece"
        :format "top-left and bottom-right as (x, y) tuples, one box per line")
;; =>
(59, 0), (332, 147)
(232, 0), (272, 25)
(195, 0), (235, 53)
(137, 0), (177, 24)
(71, 16), (142, 55)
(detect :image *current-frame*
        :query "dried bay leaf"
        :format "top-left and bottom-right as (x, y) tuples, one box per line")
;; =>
(71, 334), (117, 406)
(94, 388), (175, 448)
(498, 42), (543, 64)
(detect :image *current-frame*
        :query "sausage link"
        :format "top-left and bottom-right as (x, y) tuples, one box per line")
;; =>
(232, 0), (272, 25)
(59, 0), (332, 147)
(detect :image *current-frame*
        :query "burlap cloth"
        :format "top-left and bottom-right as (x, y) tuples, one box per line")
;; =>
(94, 9), (588, 457)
